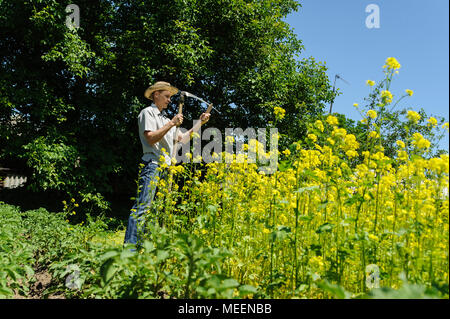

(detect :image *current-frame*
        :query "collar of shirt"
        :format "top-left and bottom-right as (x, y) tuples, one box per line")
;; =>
(151, 103), (168, 118)
(150, 103), (161, 115)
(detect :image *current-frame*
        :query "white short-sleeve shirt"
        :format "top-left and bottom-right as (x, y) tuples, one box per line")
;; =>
(138, 103), (176, 166)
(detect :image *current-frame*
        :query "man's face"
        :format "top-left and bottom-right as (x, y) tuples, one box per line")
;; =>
(153, 90), (172, 109)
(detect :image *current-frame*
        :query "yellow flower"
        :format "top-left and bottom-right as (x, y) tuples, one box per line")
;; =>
(407, 110), (421, 123)
(397, 150), (408, 161)
(412, 132), (423, 140)
(410, 132), (431, 149)
(309, 256), (325, 272)
(345, 150), (358, 158)
(396, 140), (405, 148)
(366, 80), (375, 86)
(279, 214), (288, 224)
(263, 228), (271, 234)
(366, 110), (377, 119)
(368, 234), (379, 242)
(343, 134), (359, 151)
(327, 137), (335, 145)
(416, 139), (431, 149)
(273, 106), (286, 120)
(315, 120), (324, 132)
(405, 89), (414, 96)
(428, 156), (448, 174)
(383, 57), (401, 70)
(369, 131), (379, 139)
(427, 117), (438, 128)
(442, 122), (449, 131)
(326, 115), (339, 126)
(381, 90), (393, 104)
(353, 103), (359, 107)
(332, 127), (347, 139)
(282, 149), (291, 156)
(361, 118), (368, 124)
(308, 133), (318, 143)
(385, 201), (394, 209)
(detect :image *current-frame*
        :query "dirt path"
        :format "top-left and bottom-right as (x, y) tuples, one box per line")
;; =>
(14, 268), (65, 299)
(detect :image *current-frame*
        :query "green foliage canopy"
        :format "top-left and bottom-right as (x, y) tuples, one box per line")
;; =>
(0, 0), (335, 205)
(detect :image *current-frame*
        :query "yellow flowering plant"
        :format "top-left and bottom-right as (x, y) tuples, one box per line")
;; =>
(352, 57), (447, 160)
(114, 57), (449, 299)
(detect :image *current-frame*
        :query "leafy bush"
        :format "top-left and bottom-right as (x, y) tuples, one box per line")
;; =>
(0, 203), (35, 297)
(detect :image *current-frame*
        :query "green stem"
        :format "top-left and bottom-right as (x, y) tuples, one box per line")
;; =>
(269, 171), (278, 297)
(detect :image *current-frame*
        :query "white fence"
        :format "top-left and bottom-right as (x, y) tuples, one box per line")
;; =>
(0, 169), (27, 189)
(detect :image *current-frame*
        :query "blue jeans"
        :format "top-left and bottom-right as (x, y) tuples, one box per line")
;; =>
(124, 160), (162, 246)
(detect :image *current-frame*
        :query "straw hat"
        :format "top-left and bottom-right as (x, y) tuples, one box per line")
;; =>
(144, 81), (179, 100)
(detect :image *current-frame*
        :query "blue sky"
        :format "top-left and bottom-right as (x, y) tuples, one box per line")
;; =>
(284, 0), (449, 152)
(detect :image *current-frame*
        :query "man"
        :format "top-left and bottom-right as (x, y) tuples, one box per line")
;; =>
(124, 81), (210, 246)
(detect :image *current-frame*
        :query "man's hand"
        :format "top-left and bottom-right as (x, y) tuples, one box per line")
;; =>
(171, 114), (183, 127)
(200, 112), (210, 124)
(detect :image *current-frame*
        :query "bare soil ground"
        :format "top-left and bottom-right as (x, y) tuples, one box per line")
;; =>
(13, 267), (65, 299)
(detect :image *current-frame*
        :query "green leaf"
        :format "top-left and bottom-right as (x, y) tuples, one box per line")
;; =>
(156, 249), (170, 262)
(317, 280), (352, 299)
(99, 250), (120, 261)
(299, 215), (313, 222)
(143, 240), (155, 252)
(239, 284), (258, 296)
(295, 185), (320, 194)
(0, 286), (14, 297)
(120, 249), (135, 260)
(278, 160), (291, 172)
(221, 278), (240, 289)
(24, 265), (35, 277)
(5, 268), (18, 281)
(316, 222), (335, 234)
(207, 204), (218, 213)
(100, 259), (117, 286)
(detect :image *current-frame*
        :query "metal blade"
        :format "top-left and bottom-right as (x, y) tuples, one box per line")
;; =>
(181, 91), (221, 114)
(181, 91), (209, 104)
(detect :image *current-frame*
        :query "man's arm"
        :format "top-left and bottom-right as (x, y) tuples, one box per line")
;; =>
(145, 114), (183, 145)
(177, 113), (210, 144)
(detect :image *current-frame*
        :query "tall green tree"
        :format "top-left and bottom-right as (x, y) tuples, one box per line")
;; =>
(0, 0), (335, 209)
